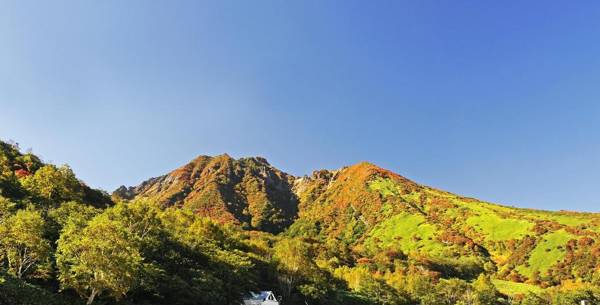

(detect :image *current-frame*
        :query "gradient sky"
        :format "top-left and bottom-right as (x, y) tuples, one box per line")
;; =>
(1, 1), (600, 212)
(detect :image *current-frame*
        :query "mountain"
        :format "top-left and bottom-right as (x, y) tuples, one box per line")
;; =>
(116, 155), (600, 288)
(113, 154), (298, 233)
(290, 162), (600, 286)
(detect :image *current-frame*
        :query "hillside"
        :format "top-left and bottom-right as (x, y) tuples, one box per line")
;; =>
(0, 140), (112, 208)
(289, 162), (600, 287)
(119, 156), (600, 289)
(113, 154), (298, 233)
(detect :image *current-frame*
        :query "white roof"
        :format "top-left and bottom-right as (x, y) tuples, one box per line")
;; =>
(244, 291), (274, 300)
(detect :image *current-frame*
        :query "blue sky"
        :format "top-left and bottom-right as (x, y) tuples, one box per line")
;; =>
(1, 1), (600, 211)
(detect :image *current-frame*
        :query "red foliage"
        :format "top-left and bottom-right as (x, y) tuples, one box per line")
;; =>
(508, 270), (526, 283)
(383, 250), (407, 260)
(14, 168), (30, 178)
(429, 198), (454, 209)
(565, 226), (588, 236)
(578, 237), (594, 247)
(357, 257), (372, 265)
(439, 230), (472, 247)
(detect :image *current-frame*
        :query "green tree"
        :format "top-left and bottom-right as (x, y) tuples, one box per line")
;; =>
(56, 215), (143, 305)
(435, 278), (473, 305)
(403, 266), (436, 303)
(0, 155), (22, 198)
(48, 201), (100, 228)
(0, 208), (51, 279)
(518, 292), (550, 305)
(472, 274), (500, 305)
(274, 238), (314, 299)
(105, 199), (163, 241)
(356, 274), (407, 305)
(47, 201), (100, 241)
(22, 165), (83, 206)
(212, 248), (255, 305)
(335, 266), (409, 305)
(162, 208), (256, 305)
(0, 196), (17, 221)
(273, 237), (335, 303)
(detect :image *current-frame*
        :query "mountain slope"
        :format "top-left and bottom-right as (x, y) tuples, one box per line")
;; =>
(291, 162), (600, 286)
(116, 155), (600, 288)
(113, 154), (298, 233)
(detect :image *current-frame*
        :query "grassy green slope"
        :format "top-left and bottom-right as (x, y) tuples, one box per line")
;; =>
(293, 163), (600, 290)
(466, 211), (534, 241)
(517, 230), (574, 277)
(365, 212), (445, 256)
(492, 279), (544, 295)
(370, 177), (599, 285)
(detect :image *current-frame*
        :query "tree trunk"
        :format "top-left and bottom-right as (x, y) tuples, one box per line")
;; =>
(86, 289), (98, 305)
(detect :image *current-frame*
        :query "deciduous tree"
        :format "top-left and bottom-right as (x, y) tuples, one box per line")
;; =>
(0, 208), (51, 279)
(56, 215), (143, 305)
(22, 165), (83, 207)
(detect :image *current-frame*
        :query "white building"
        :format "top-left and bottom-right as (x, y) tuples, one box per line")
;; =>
(242, 291), (280, 305)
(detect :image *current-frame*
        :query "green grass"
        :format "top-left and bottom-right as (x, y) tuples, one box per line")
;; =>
(427, 188), (598, 228)
(517, 229), (573, 277)
(443, 206), (463, 218)
(545, 214), (589, 226)
(526, 210), (591, 226)
(466, 212), (534, 241)
(368, 177), (400, 197)
(492, 279), (543, 296)
(367, 177), (422, 206)
(365, 212), (445, 255)
(400, 192), (422, 204)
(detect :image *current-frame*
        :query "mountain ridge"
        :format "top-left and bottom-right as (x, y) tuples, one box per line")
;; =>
(115, 155), (598, 216)
(113, 154), (600, 288)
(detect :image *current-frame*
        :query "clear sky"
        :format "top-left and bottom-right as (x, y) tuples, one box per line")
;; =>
(1, 1), (600, 212)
